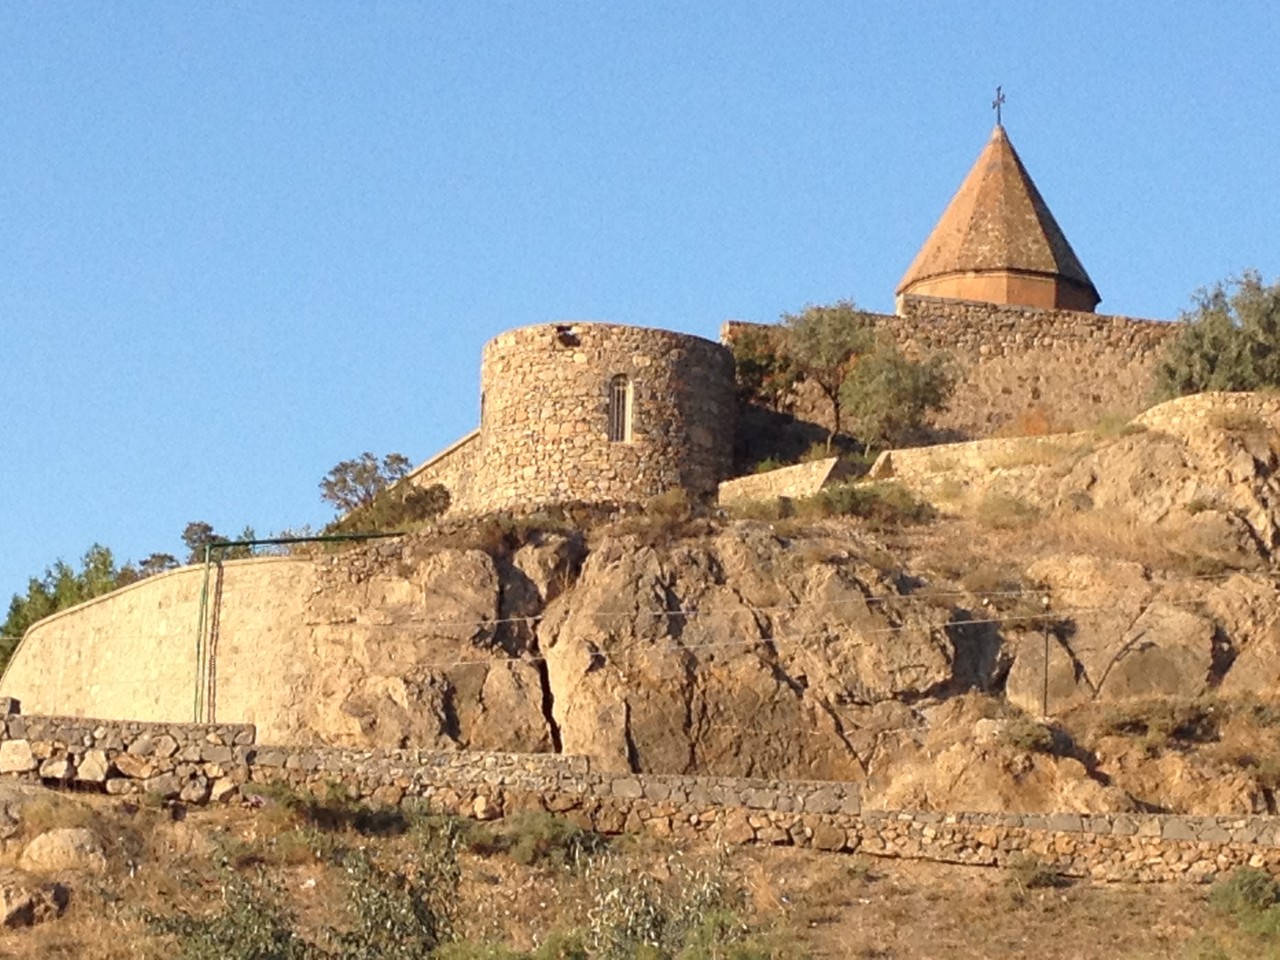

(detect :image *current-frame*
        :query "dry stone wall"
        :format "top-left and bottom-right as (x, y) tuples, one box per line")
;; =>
(476, 323), (736, 510)
(4, 709), (1279, 884)
(723, 296), (1174, 441)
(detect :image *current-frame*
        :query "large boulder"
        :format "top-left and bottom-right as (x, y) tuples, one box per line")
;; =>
(19, 828), (107, 875)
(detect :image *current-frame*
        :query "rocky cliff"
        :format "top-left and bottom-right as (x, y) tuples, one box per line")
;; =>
(8, 392), (1280, 818)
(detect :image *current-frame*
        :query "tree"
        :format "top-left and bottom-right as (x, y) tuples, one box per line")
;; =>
(320, 452), (413, 514)
(1, 545), (131, 660)
(729, 327), (798, 410)
(1154, 270), (1280, 399)
(840, 343), (955, 451)
(181, 521), (254, 563)
(782, 301), (877, 448)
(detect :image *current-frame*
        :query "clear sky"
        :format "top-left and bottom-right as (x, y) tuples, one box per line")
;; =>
(2, 2), (1277, 601)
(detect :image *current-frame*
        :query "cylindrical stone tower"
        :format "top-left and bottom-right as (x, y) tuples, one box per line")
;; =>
(475, 322), (735, 510)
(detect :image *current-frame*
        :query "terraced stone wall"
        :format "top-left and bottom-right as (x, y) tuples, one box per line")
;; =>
(3, 711), (1278, 884)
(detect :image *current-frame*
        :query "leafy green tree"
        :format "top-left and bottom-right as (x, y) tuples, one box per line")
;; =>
(181, 521), (255, 563)
(840, 343), (955, 451)
(1154, 270), (1280, 398)
(782, 300), (876, 448)
(320, 452), (413, 514)
(1, 545), (131, 660)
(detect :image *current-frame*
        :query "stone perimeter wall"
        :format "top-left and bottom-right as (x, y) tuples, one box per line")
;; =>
(723, 296), (1174, 440)
(405, 429), (481, 510)
(3, 711), (1277, 885)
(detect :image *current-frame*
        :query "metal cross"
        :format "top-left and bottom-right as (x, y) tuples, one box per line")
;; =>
(992, 85), (1006, 125)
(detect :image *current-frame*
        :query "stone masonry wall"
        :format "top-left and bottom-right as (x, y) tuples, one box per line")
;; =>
(717, 457), (850, 506)
(4, 710), (1279, 885)
(722, 296), (1174, 441)
(476, 323), (736, 510)
(404, 429), (481, 513)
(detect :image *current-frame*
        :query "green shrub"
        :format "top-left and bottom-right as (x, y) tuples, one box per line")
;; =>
(1209, 868), (1280, 939)
(999, 717), (1058, 754)
(147, 871), (318, 960)
(1154, 270), (1280, 399)
(794, 482), (934, 527)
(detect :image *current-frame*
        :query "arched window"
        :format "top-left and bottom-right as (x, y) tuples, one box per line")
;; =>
(607, 375), (633, 442)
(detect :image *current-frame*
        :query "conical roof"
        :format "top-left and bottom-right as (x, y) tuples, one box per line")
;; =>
(897, 125), (1099, 309)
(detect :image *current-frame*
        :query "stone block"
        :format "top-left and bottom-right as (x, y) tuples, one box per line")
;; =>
(612, 778), (643, 799)
(37, 758), (73, 781)
(811, 822), (847, 852)
(113, 754), (152, 779)
(142, 773), (182, 800)
(75, 750), (110, 783)
(0, 741), (36, 774)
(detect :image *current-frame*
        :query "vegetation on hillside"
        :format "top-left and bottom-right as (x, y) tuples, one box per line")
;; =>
(1155, 270), (1280, 399)
(732, 300), (954, 464)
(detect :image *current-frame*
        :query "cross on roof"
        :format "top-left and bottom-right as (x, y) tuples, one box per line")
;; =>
(992, 86), (1006, 125)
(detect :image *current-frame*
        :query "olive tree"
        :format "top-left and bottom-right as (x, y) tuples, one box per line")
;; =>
(782, 300), (876, 448)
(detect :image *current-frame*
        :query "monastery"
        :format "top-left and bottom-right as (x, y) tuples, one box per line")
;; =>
(405, 122), (1170, 514)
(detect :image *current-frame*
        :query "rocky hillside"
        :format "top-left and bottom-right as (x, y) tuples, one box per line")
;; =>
(275, 393), (1280, 819)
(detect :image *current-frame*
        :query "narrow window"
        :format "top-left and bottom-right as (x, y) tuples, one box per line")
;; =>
(607, 375), (632, 442)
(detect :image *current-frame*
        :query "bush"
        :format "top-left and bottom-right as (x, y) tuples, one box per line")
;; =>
(1097, 697), (1222, 746)
(794, 482), (935, 527)
(999, 717), (1058, 754)
(1209, 867), (1280, 938)
(499, 811), (604, 868)
(1154, 270), (1280, 399)
(148, 871), (318, 960)
(973, 492), (1041, 530)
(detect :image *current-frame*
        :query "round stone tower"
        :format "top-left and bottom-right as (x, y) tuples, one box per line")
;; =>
(475, 322), (735, 510)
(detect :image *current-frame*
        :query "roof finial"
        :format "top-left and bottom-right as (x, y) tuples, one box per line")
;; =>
(992, 85), (1006, 126)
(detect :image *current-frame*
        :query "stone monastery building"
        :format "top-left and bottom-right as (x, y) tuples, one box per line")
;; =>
(407, 123), (1172, 514)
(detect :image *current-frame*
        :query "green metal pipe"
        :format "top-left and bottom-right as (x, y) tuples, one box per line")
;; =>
(190, 530), (405, 722)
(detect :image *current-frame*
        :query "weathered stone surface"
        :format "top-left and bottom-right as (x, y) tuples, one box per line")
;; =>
(19, 829), (106, 875)
(37, 758), (73, 781)
(75, 750), (110, 783)
(0, 741), (36, 774)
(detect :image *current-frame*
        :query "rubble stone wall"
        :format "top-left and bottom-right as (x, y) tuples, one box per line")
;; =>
(722, 297), (1175, 441)
(3, 711), (1278, 884)
(404, 429), (481, 512)
(476, 323), (736, 510)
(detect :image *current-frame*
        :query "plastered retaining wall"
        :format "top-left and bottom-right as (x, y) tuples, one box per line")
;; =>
(722, 296), (1173, 440)
(2, 710), (1278, 885)
(0, 557), (320, 737)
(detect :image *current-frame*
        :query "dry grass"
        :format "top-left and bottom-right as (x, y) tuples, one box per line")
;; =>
(0, 786), (1264, 960)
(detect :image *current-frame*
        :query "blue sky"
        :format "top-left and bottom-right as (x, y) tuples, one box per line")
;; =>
(2, 2), (1277, 600)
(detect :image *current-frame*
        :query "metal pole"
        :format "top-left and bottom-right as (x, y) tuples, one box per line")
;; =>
(1040, 594), (1051, 719)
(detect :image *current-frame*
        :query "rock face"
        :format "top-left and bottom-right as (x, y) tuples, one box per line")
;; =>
(539, 529), (954, 779)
